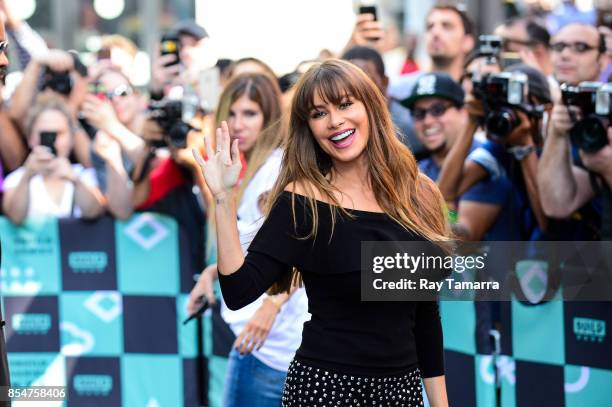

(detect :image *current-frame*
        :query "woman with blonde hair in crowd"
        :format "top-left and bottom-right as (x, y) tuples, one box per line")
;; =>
(194, 60), (450, 406)
(188, 72), (309, 406)
(3, 95), (105, 224)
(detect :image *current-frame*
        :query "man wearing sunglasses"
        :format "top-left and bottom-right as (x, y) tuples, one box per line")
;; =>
(551, 23), (606, 86)
(402, 73), (468, 182)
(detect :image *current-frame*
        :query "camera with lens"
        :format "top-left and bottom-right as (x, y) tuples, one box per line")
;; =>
(477, 35), (503, 65)
(148, 94), (198, 149)
(40, 51), (88, 96)
(561, 82), (612, 153)
(473, 72), (529, 140)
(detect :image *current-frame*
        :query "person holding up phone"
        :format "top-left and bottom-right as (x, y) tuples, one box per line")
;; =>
(150, 20), (209, 100)
(2, 95), (105, 225)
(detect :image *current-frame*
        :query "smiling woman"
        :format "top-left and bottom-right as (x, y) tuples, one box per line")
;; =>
(194, 59), (451, 406)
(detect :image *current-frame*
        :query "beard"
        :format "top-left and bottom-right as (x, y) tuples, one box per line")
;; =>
(430, 55), (454, 70)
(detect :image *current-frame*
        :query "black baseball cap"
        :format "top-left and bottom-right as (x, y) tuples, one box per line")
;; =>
(170, 20), (208, 41)
(401, 73), (465, 109)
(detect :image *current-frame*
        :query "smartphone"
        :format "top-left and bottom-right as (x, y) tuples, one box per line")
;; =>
(198, 67), (221, 113)
(40, 131), (57, 156)
(359, 5), (377, 21)
(160, 34), (181, 67)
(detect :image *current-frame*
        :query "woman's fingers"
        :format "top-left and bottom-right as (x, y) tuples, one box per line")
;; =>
(231, 139), (240, 166)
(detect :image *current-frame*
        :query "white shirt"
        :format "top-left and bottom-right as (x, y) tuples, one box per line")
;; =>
(4, 164), (99, 219)
(221, 148), (310, 372)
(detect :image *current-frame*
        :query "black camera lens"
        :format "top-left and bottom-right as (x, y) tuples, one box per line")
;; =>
(570, 116), (609, 153)
(486, 107), (519, 139)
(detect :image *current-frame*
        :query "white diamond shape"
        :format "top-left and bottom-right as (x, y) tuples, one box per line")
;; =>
(84, 291), (122, 323)
(146, 398), (161, 407)
(124, 213), (169, 250)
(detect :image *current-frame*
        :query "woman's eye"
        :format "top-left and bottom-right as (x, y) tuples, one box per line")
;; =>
(311, 111), (325, 119)
(340, 101), (353, 109)
(244, 110), (258, 117)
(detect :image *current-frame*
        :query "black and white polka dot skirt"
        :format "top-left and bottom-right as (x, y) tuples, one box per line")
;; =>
(281, 359), (424, 406)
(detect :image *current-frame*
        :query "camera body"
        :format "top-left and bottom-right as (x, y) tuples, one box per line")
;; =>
(473, 72), (529, 140)
(477, 35), (503, 64)
(561, 81), (612, 153)
(148, 95), (198, 149)
(42, 68), (73, 95)
(41, 51), (88, 96)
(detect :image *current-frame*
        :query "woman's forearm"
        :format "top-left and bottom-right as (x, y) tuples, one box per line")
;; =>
(214, 191), (245, 275)
(423, 375), (449, 407)
(73, 179), (106, 219)
(104, 159), (134, 219)
(3, 172), (33, 225)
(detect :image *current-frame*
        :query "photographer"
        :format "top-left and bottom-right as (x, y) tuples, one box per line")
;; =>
(538, 25), (608, 231)
(80, 66), (149, 219)
(131, 97), (208, 274)
(9, 49), (92, 167)
(405, 72), (520, 241)
(150, 20), (209, 100)
(2, 95), (105, 225)
(436, 64), (553, 240)
(537, 86), (611, 238)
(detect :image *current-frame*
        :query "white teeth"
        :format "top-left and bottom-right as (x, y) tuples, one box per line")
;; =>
(330, 129), (354, 141)
(424, 127), (441, 137)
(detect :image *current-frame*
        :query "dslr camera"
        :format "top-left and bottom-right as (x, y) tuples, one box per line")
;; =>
(148, 93), (199, 149)
(561, 82), (612, 153)
(473, 72), (530, 140)
(41, 51), (88, 96)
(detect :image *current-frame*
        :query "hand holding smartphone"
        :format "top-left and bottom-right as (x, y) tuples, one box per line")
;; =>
(40, 131), (57, 156)
(160, 34), (181, 67)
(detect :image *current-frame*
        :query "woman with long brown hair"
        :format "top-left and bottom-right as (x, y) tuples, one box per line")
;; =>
(194, 60), (449, 406)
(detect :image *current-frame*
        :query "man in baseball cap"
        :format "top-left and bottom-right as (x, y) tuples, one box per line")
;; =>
(402, 72), (467, 181)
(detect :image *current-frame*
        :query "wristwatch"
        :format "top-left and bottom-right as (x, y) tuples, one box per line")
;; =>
(507, 145), (536, 161)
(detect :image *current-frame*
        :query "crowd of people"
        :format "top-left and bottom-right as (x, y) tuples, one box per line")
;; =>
(0, 0), (610, 405)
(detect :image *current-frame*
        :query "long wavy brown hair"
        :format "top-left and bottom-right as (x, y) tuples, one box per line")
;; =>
(266, 59), (451, 293)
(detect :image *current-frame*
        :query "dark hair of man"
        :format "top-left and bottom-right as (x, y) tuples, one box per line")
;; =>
(526, 20), (550, 48)
(341, 45), (386, 78)
(428, 2), (474, 36)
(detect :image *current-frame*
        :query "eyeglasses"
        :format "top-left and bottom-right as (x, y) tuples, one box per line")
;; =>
(107, 84), (134, 100)
(550, 41), (597, 54)
(0, 41), (8, 53)
(412, 103), (454, 121)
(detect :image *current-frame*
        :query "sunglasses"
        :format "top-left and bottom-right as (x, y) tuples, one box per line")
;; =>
(106, 84), (134, 100)
(0, 41), (8, 53)
(550, 41), (597, 54)
(412, 103), (454, 121)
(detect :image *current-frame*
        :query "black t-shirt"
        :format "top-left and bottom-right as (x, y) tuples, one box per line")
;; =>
(219, 191), (444, 377)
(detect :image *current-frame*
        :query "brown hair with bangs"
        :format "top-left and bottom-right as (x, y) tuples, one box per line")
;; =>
(266, 59), (451, 293)
(215, 73), (283, 201)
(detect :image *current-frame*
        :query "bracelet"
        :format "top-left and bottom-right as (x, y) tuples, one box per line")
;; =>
(507, 145), (536, 161)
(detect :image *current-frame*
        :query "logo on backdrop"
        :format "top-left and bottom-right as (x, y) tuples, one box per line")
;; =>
(12, 313), (51, 335)
(68, 252), (108, 273)
(573, 317), (606, 343)
(73, 375), (113, 396)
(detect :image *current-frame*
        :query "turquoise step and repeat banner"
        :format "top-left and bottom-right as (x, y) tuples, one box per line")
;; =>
(1, 214), (611, 406)
(0, 214), (235, 407)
